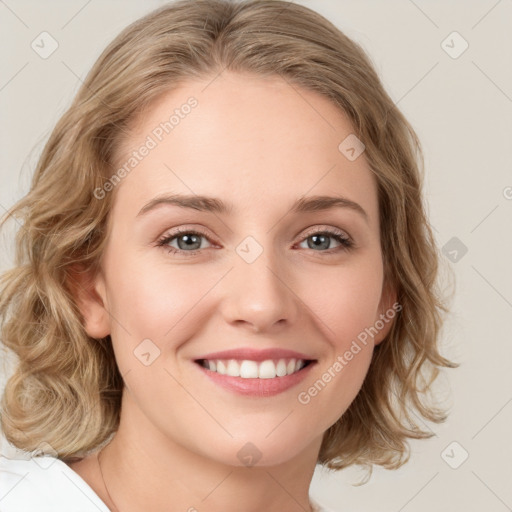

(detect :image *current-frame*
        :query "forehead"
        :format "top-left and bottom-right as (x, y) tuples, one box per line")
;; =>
(111, 71), (378, 226)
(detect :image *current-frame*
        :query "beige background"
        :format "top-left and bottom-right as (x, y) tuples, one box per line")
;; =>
(1, 1), (511, 511)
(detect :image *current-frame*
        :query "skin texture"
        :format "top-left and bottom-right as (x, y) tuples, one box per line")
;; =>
(69, 71), (396, 512)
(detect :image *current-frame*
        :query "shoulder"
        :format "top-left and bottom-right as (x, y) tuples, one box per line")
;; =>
(0, 454), (110, 512)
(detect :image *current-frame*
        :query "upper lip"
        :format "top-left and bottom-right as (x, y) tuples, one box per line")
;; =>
(194, 348), (316, 362)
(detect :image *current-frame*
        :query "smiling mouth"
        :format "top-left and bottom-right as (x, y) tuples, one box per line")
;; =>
(195, 358), (315, 379)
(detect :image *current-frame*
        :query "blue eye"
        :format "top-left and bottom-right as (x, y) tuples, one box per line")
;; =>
(156, 227), (354, 256)
(157, 228), (211, 255)
(297, 230), (353, 252)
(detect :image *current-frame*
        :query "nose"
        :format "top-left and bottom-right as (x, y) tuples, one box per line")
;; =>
(219, 245), (300, 333)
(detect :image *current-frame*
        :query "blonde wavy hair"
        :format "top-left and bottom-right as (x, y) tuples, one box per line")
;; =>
(0, 0), (457, 480)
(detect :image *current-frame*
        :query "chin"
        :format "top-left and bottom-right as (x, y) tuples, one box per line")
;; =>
(205, 433), (317, 469)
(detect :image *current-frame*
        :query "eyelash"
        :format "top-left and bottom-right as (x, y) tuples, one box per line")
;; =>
(156, 226), (354, 257)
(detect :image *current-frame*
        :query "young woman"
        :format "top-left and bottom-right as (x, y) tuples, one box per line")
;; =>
(0, 1), (457, 511)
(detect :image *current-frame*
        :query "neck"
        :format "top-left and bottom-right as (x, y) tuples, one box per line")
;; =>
(98, 389), (321, 512)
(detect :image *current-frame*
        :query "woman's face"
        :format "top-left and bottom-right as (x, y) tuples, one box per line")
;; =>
(83, 71), (396, 467)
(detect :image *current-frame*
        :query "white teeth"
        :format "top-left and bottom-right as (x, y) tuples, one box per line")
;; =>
(240, 360), (259, 378)
(258, 360), (276, 379)
(276, 359), (288, 377)
(226, 359), (240, 377)
(216, 360), (227, 375)
(200, 357), (309, 378)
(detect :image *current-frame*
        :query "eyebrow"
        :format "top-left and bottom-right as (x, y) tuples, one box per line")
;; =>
(136, 193), (369, 223)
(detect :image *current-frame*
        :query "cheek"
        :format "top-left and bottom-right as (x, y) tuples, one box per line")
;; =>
(297, 344), (373, 436)
(302, 257), (384, 347)
(292, 258), (382, 423)
(103, 262), (211, 411)
(103, 255), (224, 358)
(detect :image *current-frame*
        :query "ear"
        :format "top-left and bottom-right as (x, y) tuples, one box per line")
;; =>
(66, 264), (111, 339)
(373, 280), (399, 346)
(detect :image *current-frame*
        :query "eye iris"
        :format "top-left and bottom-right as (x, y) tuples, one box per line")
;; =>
(178, 233), (201, 250)
(309, 234), (330, 250)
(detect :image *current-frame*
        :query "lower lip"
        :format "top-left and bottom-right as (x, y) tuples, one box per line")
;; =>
(195, 361), (316, 397)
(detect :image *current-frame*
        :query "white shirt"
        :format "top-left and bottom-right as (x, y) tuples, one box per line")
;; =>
(0, 455), (110, 511)
(0, 455), (333, 511)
